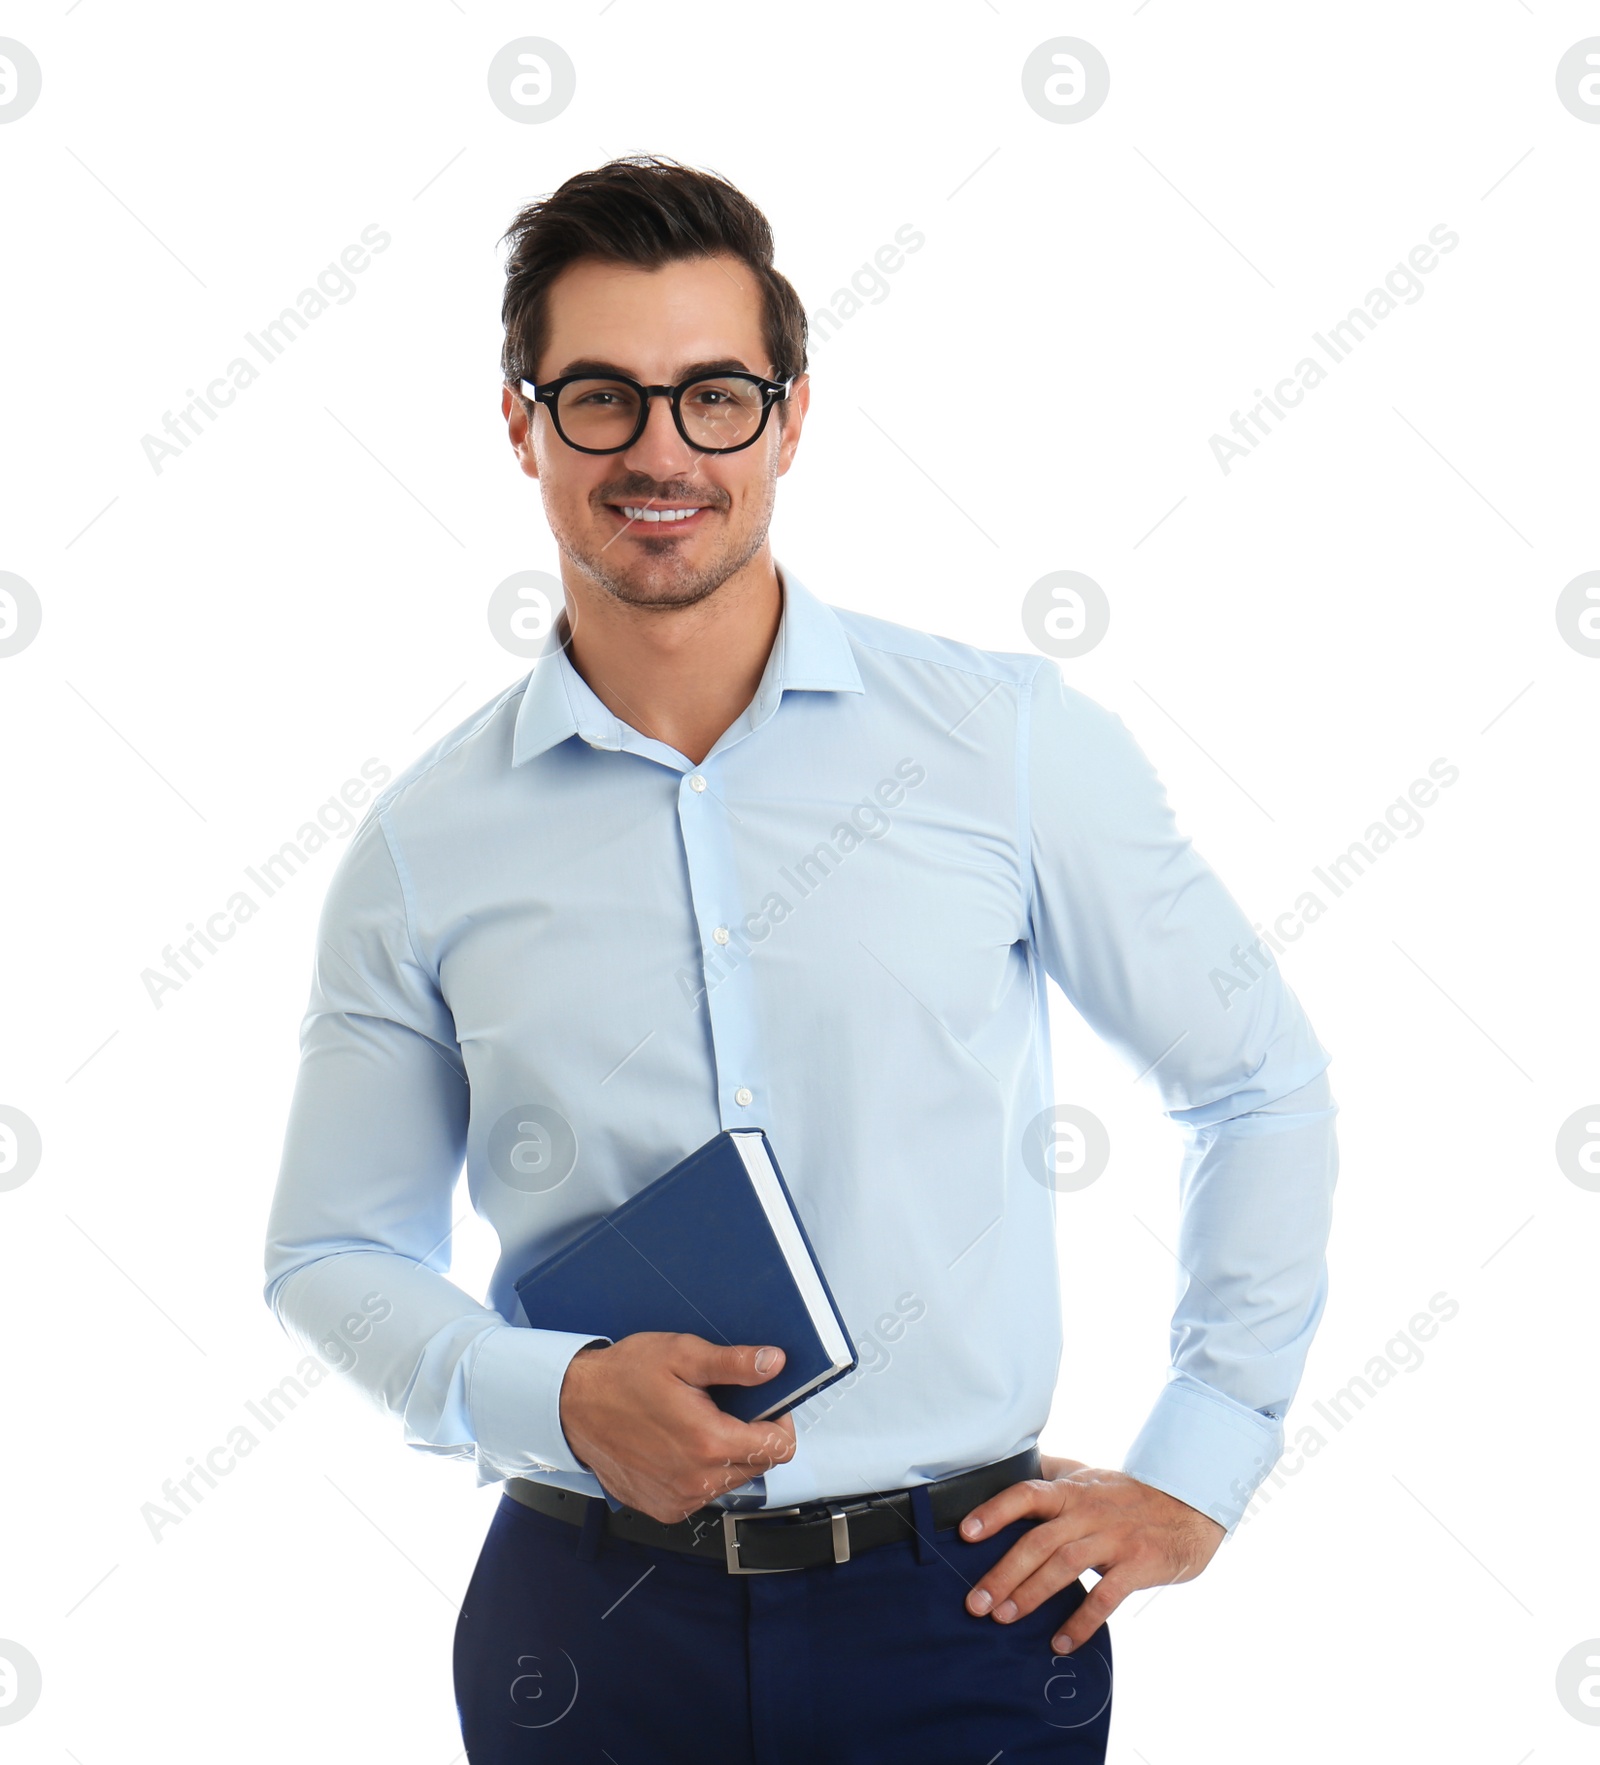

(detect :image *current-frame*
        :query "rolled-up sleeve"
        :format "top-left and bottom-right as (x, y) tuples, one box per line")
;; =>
(1025, 662), (1339, 1532)
(262, 802), (608, 1485)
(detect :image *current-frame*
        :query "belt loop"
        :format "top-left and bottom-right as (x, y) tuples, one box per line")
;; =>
(909, 1481), (939, 1566)
(574, 1493), (606, 1563)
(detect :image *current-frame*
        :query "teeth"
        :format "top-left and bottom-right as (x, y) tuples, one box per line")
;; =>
(620, 505), (701, 522)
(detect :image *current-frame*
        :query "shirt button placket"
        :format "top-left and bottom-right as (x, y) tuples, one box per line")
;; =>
(676, 763), (770, 1131)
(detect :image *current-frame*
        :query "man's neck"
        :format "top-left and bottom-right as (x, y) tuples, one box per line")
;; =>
(560, 552), (783, 767)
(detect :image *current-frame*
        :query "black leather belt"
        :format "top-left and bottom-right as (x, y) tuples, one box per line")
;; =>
(504, 1445), (1041, 1574)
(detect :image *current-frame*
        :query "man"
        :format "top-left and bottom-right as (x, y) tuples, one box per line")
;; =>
(264, 155), (1338, 1763)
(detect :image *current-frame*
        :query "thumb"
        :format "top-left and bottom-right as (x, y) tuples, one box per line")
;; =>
(680, 1338), (786, 1388)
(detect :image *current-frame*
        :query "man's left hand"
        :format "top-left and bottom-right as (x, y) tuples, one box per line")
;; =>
(959, 1454), (1226, 1654)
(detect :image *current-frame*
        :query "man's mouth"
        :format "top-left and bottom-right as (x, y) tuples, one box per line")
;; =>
(604, 501), (716, 528)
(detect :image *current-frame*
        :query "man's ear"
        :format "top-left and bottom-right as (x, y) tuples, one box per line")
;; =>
(502, 383), (540, 481)
(775, 372), (810, 478)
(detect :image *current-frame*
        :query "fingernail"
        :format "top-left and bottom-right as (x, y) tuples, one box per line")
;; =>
(961, 1517), (982, 1538)
(968, 1589), (992, 1614)
(1053, 1635), (1075, 1655)
(754, 1347), (779, 1373)
(995, 1600), (1017, 1622)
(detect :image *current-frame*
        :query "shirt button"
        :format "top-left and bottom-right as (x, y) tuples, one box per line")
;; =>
(734, 1087), (754, 1107)
(712, 926), (731, 945)
(689, 774), (707, 793)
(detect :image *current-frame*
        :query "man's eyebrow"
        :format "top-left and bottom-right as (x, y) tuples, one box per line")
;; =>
(550, 356), (761, 381)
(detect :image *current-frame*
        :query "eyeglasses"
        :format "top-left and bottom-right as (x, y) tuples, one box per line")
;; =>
(516, 370), (792, 455)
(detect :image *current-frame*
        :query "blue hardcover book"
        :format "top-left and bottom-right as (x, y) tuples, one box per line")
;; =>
(512, 1129), (858, 1423)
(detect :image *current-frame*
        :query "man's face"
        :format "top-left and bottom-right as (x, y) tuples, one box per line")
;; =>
(503, 253), (808, 612)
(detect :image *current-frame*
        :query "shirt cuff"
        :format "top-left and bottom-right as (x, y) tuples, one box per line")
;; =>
(1121, 1374), (1283, 1534)
(467, 1325), (614, 1480)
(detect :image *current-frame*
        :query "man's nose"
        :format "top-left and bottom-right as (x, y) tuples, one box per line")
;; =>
(619, 391), (703, 484)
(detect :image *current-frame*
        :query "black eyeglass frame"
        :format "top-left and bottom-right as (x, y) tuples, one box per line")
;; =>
(515, 370), (793, 455)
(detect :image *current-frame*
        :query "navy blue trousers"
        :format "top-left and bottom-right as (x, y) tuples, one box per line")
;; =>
(453, 1484), (1112, 1762)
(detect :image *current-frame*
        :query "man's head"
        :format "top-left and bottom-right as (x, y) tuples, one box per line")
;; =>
(499, 156), (810, 613)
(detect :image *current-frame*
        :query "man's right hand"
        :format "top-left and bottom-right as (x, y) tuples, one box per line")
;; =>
(557, 1332), (797, 1524)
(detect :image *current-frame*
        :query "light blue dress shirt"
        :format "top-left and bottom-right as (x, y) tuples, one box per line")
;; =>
(263, 566), (1337, 1531)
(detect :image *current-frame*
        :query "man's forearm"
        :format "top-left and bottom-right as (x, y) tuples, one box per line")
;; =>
(265, 1246), (606, 1481)
(1122, 1064), (1340, 1531)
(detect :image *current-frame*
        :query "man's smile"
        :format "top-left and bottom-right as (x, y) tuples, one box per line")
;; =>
(603, 500), (718, 530)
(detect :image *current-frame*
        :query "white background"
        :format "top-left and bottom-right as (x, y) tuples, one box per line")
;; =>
(2, 2), (1596, 1759)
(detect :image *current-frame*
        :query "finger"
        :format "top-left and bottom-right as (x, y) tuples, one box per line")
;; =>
(1038, 1454), (1086, 1481)
(989, 1533), (1114, 1624)
(692, 1409), (797, 1487)
(958, 1475), (1068, 1544)
(681, 1423), (797, 1515)
(1051, 1568), (1135, 1655)
(964, 1523), (1107, 1620)
(736, 1415), (797, 1473)
(673, 1336), (787, 1389)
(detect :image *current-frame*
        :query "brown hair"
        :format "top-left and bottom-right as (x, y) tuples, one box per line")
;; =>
(499, 155), (808, 398)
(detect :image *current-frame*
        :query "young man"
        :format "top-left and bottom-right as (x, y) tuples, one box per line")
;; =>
(264, 155), (1338, 1763)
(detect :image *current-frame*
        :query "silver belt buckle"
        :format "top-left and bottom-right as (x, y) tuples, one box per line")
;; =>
(721, 1503), (853, 1574)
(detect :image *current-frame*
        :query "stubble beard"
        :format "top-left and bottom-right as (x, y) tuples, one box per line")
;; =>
(558, 481), (776, 613)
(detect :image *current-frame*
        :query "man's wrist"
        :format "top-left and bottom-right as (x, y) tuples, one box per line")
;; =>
(558, 1338), (610, 1466)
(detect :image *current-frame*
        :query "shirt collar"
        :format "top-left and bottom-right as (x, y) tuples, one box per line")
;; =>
(511, 563), (863, 766)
